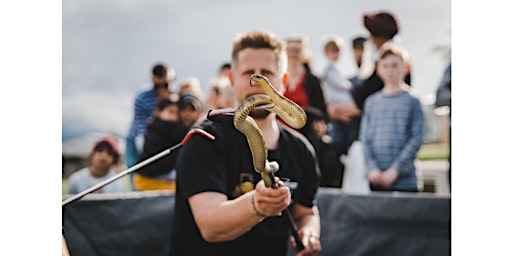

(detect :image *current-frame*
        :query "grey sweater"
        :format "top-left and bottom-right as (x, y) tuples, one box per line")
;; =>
(359, 90), (424, 190)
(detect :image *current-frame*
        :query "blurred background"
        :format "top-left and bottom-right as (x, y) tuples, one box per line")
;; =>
(62, 0), (451, 183)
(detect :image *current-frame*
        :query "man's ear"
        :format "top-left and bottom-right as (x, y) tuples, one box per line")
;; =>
(282, 73), (289, 88)
(228, 72), (234, 86)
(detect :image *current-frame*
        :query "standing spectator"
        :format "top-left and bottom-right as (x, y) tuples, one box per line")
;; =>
(435, 62), (451, 186)
(67, 137), (125, 194)
(348, 36), (367, 88)
(217, 62), (231, 79)
(125, 63), (175, 169)
(329, 11), (412, 146)
(359, 45), (424, 192)
(178, 93), (204, 129)
(435, 63), (451, 108)
(300, 106), (344, 188)
(133, 97), (188, 191)
(177, 76), (204, 102)
(320, 34), (359, 158)
(352, 11), (412, 110)
(171, 30), (321, 255)
(284, 35), (327, 118)
(205, 76), (236, 111)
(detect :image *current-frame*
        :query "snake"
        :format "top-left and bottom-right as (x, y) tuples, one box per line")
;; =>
(233, 74), (307, 187)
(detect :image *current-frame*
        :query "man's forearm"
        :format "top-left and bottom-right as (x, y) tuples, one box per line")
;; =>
(293, 205), (321, 234)
(189, 191), (264, 242)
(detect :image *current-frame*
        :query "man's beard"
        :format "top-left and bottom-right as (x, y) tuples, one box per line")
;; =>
(249, 109), (270, 119)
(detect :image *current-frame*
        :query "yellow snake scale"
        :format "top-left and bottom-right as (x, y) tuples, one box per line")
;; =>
(234, 74), (307, 187)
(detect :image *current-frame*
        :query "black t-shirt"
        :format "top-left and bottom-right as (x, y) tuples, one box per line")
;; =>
(136, 118), (188, 176)
(170, 119), (320, 255)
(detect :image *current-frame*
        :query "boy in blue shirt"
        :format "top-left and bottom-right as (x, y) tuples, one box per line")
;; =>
(359, 44), (424, 192)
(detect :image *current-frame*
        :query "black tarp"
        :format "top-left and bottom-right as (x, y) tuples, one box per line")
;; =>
(63, 188), (450, 256)
(63, 192), (175, 256)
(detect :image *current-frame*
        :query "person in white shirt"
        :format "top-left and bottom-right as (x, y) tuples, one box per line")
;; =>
(67, 137), (125, 194)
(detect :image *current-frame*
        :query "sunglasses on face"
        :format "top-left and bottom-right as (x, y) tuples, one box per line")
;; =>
(154, 82), (169, 88)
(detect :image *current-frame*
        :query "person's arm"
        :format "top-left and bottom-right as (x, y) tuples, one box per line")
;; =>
(435, 78), (451, 109)
(305, 73), (328, 118)
(435, 64), (451, 108)
(326, 102), (361, 123)
(62, 234), (70, 256)
(291, 204), (321, 255)
(390, 98), (424, 176)
(188, 180), (291, 242)
(359, 99), (380, 173)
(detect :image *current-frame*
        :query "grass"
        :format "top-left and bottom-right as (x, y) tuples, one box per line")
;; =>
(417, 143), (450, 161)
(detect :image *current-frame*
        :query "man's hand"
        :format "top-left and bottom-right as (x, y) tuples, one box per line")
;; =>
(292, 227), (321, 256)
(253, 180), (291, 217)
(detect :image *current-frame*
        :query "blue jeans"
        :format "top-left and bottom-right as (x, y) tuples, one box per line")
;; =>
(125, 138), (140, 191)
(328, 118), (360, 156)
(125, 138), (139, 168)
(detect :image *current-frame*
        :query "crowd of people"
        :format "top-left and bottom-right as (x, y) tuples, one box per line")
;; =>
(66, 10), (430, 195)
(64, 10), (450, 255)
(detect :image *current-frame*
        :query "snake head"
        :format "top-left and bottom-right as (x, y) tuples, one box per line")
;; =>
(249, 74), (269, 87)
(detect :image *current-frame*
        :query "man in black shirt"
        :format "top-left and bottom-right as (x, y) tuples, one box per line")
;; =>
(171, 30), (322, 255)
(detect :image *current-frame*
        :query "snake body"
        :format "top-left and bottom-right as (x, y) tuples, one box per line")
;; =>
(234, 74), (307, 187)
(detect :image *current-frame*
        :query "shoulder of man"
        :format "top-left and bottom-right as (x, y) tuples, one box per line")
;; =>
(280, 124), (316, 155)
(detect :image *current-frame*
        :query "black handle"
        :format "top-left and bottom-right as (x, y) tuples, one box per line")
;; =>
(268, 172), (305, 252)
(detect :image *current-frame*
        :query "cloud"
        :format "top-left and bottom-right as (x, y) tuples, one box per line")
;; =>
(62, 89), (133, 138)
(63, 0), (451, 141)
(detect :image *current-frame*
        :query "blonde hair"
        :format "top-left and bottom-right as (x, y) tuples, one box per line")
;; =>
(231, 30), (287, 76)
(321, 34), (344, 54)
(206, 77), (236, 109)
(285, 34), (312, 64)
(178, 76), (203, 100)
(379, 43), (409, 64)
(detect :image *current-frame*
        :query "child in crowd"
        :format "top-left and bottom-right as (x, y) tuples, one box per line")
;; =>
(359, 44), (424, 192)
(133, 97), (188, 191)
(320, 34), (360, 158)
(300, 107), (344, 188)
(178, 93), (203, 129)
(67, 137), (125, 194)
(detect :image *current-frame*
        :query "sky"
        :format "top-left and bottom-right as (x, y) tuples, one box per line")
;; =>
(62, 0), (451, 140)
(4, 1), (512, 255)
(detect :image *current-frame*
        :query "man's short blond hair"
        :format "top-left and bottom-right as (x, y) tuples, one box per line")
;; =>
(231, 30), (287, 76)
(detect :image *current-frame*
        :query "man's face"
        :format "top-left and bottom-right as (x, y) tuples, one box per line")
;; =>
(152, 76), (169, 88)
(231, 48), (283, 104)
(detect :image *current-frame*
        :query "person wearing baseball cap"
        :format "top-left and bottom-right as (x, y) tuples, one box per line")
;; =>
(67, 136), (125, 194)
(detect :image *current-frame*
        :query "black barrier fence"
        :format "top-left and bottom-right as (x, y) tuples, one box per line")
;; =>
(62, 188), (450, 256)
